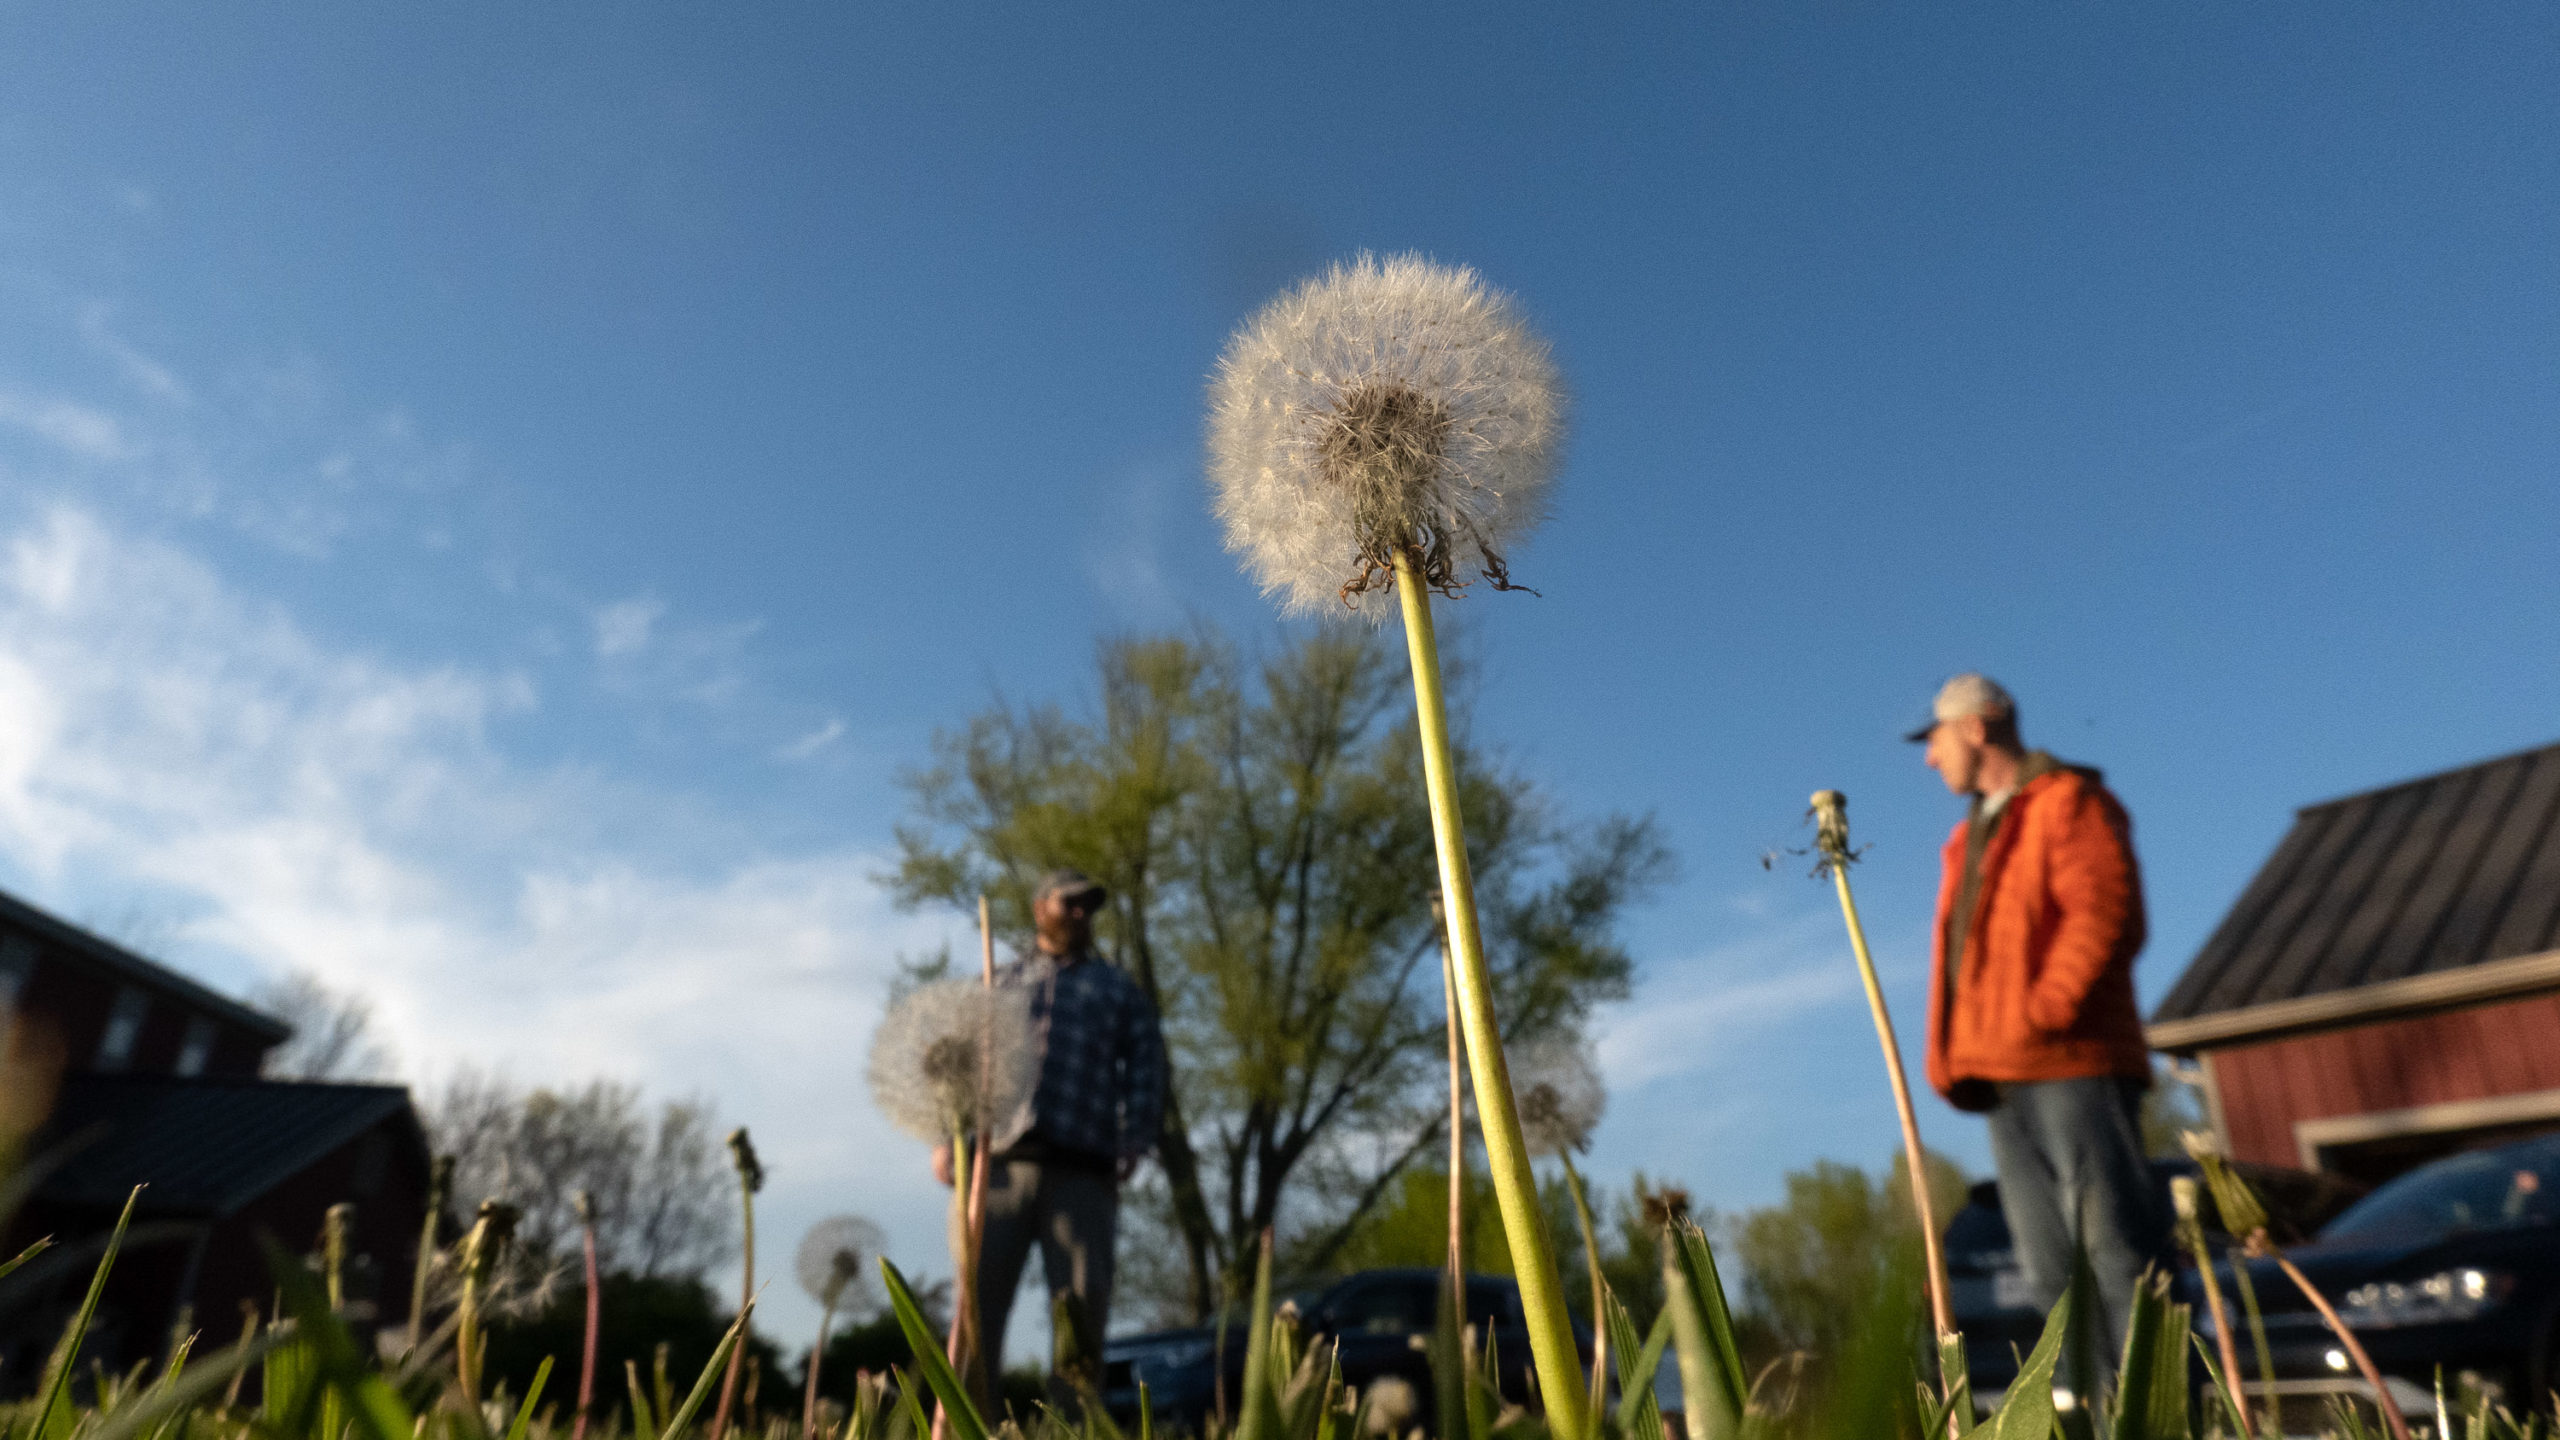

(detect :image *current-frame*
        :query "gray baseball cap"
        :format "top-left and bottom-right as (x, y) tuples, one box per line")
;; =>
(1035, 867), (1108, 907)
(1903, 673), (2015, 742)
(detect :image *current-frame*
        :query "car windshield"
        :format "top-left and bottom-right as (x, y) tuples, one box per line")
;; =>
(1329, 1276), (1437, 1334)
(2318, 1134), (2560, 1247)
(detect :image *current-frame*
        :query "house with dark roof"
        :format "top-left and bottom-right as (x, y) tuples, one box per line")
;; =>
(0, 889), (430, 1379)
(2149, 741), (2560, 1185)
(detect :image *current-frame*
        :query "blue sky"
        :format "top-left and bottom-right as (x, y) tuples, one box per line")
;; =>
(0, 4), (2554, 1350)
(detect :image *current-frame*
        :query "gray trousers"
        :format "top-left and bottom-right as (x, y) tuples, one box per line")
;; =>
(967, 1158), (1119, 1379)
(1986, 1077), (2164, 1394)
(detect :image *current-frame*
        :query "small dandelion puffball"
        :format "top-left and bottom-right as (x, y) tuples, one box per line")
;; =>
(864, 978), (1037, 1144)
(1512, 1034), (1606, 1158)
(1208, 253), (1565, 619)
(795, 1214), (888, 1315)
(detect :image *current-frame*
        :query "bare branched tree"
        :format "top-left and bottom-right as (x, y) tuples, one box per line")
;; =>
(254, 970), (399, 1081)
(424, 1071), (737, 1281)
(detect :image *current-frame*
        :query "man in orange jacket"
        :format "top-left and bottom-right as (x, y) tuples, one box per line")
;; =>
(1912, 674), (2161, 1384)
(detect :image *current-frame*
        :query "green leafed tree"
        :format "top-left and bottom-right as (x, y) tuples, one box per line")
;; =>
(1725, 1149), (1968, 1370)
(890, 626), (1670, 1323)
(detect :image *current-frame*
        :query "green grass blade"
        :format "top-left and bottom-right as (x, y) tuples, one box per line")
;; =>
(261, 1231), (420, 1440)
(628, 1357), (660, 1439)
(81, 1331), (286, 1440)
(1431, 1275), (1468, 1440)
(1277, 1335), (1334, 1440)
(1937, 1330), (1973, 1430)
(1309, 1348), (1346, 1440)
(1602, 1288), (1665, 1440)
(1467, 1324), (1498, 1440)
(505, 1355), (556, 1440)
(890, 1366), (935, 1440)
(2110, 1277), (2188, 1440)
(1972, 1279), (2072, 1440)
(1234, 1232), (1281, 1440)
(879, 1258), (985, 1440)
(30, 1185), (141, 1440)
(2186, 1331), (2248, 1440)
(656, 1341), (677, 1429)
(0, 1235), (51, 1286)
(660, 1303), (753, 1440)
(1661, 1221), (1744, 1440)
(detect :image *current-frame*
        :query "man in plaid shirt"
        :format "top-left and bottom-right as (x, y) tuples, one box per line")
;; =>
(933, 868), (1166, 1390)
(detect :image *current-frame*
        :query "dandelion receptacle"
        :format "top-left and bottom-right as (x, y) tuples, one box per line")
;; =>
(1207, 253), (1589, 1440)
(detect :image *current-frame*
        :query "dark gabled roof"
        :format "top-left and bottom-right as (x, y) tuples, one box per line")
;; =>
(0, 887), (290, 1042)
(34, 1075), (421, 1217)
(2153, 740), (2560, 1031)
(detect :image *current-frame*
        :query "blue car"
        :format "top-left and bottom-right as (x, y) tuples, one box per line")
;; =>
(1102, 1268), (1576, 1434)
(1945, 1156), (2357, 1400)
(2184, 1129), (2560, 1421)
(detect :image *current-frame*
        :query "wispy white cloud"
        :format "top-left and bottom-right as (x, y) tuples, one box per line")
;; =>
(78, 305), (190, 406)
(1592, 910), (1854, 1091)
(594, 596), (667, 657)
(1082, 457), (1184, 624)
(0, 503), (966, 1340)
(0, 389), (133, 462)
(775, 716), (846, 761)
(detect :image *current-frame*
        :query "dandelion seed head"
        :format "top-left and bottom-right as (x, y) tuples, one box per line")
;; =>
(864, 978), (1037, 1143)
(1512, 1034), (1605, 1158)
(1208, 253), (1565, 620)
(795, 1214), (888, 1315)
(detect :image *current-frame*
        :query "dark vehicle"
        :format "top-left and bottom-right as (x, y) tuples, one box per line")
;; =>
(1102, 1269), (1574, 1434)
(1946, 1156), (2358, 1400)
(2185, 1129), (2560, 1420)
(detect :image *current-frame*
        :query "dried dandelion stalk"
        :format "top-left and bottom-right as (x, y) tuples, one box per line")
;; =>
(1808, 790), (1957, 1419)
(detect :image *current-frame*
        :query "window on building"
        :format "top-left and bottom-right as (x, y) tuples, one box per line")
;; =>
(97, 987), (150, 1071)
(175, 1015), (218, 1077)
(0, 935), (33, 1011)
(0, 932), (33, 1009)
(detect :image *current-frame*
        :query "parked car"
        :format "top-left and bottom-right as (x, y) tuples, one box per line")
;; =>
(1946, 1155), (2359, 1399)
(2184, 1129), (2560, 1418)
(1101, 1268), (1579, 1434)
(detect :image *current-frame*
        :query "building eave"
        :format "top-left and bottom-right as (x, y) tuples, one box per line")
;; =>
(2148, 947), (2560, 1053)
(0, 887), (291, 1042)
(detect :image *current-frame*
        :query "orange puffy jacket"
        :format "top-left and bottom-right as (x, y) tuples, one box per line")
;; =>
(1925, 755), (2151, 1110)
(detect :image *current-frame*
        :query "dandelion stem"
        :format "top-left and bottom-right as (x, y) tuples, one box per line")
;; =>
(710, 1130), (762, 1440)
(960, 894), (999, 1409)
(2267, 1244), (2410, 1440)
(935, 1127), (977, 1440)
(2226, 1247), (2279, 1434)
(574, 1194), (603, 1440)
(2173, 1179), (2253, 1440)
(1436, 899), (1465, 1295)
(1556, 1151), (1608, 1418)
(407, 1155), (451, 1356)
(1813, 816), (1956, 1359)
(1394, 548), (1589, 1440)
(803, 1298), (835, 1440)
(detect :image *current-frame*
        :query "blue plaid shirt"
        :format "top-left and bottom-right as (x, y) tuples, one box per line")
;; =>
(990, 949), (1166, 1164)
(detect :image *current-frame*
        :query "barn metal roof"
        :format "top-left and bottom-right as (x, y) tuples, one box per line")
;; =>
(2152, 740), (2560, 1040)
(35, 1074), (422, 1218)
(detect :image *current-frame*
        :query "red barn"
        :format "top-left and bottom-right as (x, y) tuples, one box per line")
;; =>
(0, 888), (430, 1379)
(2149, 741), (2560, 1186)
